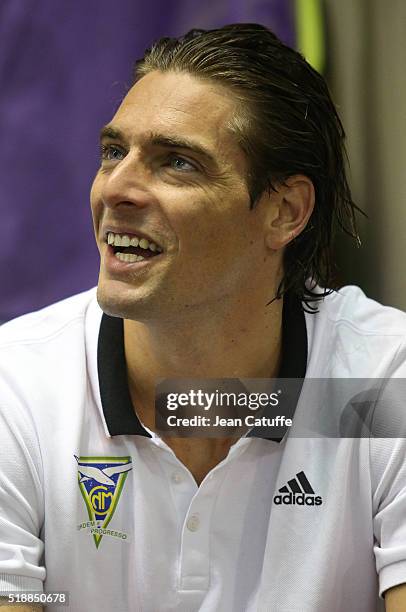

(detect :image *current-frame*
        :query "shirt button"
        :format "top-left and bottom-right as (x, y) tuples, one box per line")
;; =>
(171, 472), (183, 484)
(186, 514), (200, 532)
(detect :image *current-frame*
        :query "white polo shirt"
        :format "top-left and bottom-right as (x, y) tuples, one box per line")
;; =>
(0, 286), (405, 611)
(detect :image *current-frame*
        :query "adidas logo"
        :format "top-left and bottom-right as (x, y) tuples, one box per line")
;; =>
(274, 471), (322, 506)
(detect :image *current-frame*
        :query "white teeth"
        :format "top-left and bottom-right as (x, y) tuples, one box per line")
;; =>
(115, 252), (145, 263)
(108, 232), (163, 253)
(115, 252), (137, 263)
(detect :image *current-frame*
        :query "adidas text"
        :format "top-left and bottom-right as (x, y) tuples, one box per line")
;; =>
(274, 492), (322, 506)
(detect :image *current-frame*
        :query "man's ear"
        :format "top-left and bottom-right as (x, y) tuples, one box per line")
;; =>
(264, 175), (315, 250)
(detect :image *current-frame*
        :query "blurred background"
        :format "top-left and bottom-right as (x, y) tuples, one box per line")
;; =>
(1, 0), (405, 320)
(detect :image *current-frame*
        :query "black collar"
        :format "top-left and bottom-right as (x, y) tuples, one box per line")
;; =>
(97, 293), (307, 441)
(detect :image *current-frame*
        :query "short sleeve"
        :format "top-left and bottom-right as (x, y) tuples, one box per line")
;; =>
(371, 435), (406, 597)
(0, 386), (45, 593)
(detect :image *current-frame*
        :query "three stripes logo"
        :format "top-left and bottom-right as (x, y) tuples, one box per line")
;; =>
(274, 471), (322, 506)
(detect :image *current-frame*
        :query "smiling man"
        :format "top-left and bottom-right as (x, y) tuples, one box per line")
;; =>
(1, 24), (406, 612)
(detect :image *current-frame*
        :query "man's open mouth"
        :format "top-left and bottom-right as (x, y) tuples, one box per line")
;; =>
(106, 232), (163, 264)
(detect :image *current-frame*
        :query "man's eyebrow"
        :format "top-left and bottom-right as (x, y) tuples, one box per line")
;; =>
(99, 125), (125, 142)
(148, 133), (217, 166)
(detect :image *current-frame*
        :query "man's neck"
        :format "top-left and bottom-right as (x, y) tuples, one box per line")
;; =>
(124, 299), (282, 407)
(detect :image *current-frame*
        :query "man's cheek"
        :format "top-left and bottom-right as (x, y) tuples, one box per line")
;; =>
(90, 195), (102, 233)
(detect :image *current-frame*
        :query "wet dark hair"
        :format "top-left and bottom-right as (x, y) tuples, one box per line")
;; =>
(134, 23), (362, 309)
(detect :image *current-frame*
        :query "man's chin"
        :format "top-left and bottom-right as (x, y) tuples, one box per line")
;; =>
(96, 283), (139, 319)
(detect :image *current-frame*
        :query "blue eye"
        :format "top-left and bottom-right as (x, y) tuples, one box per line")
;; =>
(100, 144), (125, 161)
(168, 155), (196, 172)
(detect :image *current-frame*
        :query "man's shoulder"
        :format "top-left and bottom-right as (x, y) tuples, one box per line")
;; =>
(0, 288), (102, 418)
(318, 285), (406, 333)
(0, 287), (99, 349)
(307, 285), (406, 376)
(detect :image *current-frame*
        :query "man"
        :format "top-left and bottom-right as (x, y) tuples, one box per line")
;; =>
(0, 23), (405, 612)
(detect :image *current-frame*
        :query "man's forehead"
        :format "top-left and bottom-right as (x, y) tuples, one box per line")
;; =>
(112, 71), (239, 148)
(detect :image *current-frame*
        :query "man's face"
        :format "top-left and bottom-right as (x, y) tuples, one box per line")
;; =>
(91, 70), (274, 322)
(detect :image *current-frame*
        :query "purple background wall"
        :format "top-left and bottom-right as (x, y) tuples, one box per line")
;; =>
(0, 0), (295, 320)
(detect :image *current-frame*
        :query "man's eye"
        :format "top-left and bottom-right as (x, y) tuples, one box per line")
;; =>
(100, 144), (126, 161)
(167, 155), (197, 172)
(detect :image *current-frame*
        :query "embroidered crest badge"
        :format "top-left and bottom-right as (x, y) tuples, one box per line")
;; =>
(75, 455), (132, 548)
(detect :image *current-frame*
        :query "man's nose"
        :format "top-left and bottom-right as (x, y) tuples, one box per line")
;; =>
(101, 152), (151, 210)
